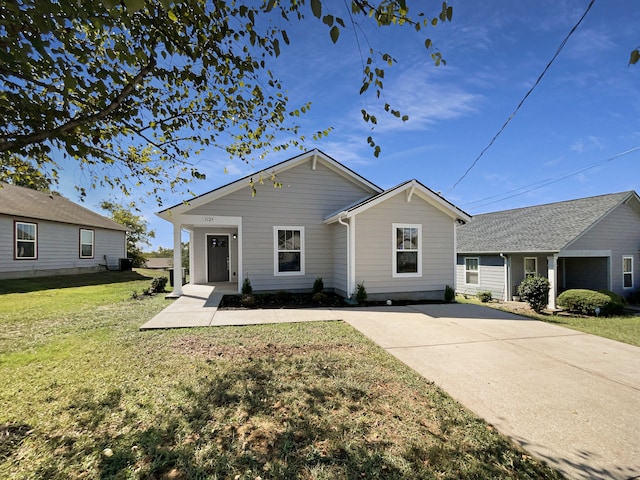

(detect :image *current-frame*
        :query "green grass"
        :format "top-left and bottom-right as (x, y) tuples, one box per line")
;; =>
(458, 295), (640, 347)
(0, 272), (561, 479)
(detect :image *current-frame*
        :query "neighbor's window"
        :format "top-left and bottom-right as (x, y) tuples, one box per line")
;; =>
(393, 224), (422, 277)
(15, 221), (37, 259)
(465, 257), (479, 285)
(623, 256), (633, 289)
(524, 257), (538, 277)
(274, 227), (305, 275)
(80, 229), (95, 259)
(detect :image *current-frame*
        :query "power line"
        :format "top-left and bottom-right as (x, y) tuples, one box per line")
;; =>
(461, 146), (640, 210)
(447, 0), (596, 194)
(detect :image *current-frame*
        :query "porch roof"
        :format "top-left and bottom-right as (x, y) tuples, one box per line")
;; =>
(457, 190), (639, 254)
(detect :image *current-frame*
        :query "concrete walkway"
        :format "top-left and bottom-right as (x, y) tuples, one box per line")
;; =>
(140, 289), (640, 479)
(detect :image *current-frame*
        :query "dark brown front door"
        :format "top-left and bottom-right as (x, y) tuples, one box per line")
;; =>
(207, 235), (229, 282)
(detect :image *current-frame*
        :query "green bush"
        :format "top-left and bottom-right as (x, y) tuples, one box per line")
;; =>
(275, 290), (289, 304)
(627, 289), (640, 305)
(241, 276), (252, 294)
(557, 289), (625, 316)
(148, 276), (168, 294)
(517, 276), (550, 313)
(240, 294), (256, 308)
(476, 291), (492, 303)
(444, 285), (455, 303)
(356, 281), (367, 303)
(312, 292), (328, 305)
(312, 277), (324, 294)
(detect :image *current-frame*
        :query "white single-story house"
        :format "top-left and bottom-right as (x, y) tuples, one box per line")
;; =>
(157, 149), (470, 300)
(456, 191), (640, 308)
(0, 182), (128, 279)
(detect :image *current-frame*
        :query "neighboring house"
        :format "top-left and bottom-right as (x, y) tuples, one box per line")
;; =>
(157, 149), (470, 300)
(143, 257), (172, 270)
(0, 183), (128, 279)
(456, 191), (640, 308)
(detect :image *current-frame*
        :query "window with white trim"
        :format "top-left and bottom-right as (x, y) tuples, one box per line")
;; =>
(15, 221), (37, 259)
(393, 224), (422, 277)
(274, 227), (305, 275)
(80, 229), (95, 259)
(465, 257), (479, 285)
(623, 256), (633, 289)
(524, 257), (537, 277)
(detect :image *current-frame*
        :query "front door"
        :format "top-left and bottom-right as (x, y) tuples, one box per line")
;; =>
(207, 235), (229, 282)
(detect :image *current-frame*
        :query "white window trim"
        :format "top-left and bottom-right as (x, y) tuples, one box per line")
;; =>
(464, 257), (480, 285)
(392, 223), (422, 278)
(15, 221), (37, 259)
(80, 228), (95, 259)
(623, 255), (634, 289)
(524, 257), (538, 277)
(273, 226), (305, 276)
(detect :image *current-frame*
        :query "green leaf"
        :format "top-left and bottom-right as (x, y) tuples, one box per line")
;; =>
(281, 30), (290, 45)
(311, 0), (321, 19)
(425, 39), (432, 49)
(124, 0), (146, 12)
(168, 10), (178, 22)
(265, 0), (276, 13)
(629, 49), (640, 65)
(323, 14), (334, 26)
(329, 25), (340, 44)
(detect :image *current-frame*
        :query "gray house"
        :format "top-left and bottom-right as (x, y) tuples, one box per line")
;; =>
(456, 191), (640, 308)
(0, 183), (128, 279)
(158, 149), (470, 300)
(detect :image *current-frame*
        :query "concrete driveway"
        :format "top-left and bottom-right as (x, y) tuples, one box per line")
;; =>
(341, 303), (640, 480)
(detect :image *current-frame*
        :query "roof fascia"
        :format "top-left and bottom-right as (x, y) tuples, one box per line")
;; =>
(157, 149), (381, 219)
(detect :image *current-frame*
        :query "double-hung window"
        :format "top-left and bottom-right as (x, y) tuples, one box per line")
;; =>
(623, 256), (633, 289)
(524, 257), (538, 277)
(80, 229), (95, 259)
(465, 257), (479, 285)
(393, 224), (422, 277)
(15, 221), (37, 259)
(274, 227), (305, 275)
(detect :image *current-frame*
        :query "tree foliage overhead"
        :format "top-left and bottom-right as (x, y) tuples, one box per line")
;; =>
(1, 0), (452, 204)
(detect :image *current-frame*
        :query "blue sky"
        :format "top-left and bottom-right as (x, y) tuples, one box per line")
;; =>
(56, 0), (640, 249)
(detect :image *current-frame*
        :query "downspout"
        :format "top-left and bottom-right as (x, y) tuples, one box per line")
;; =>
(500, 253), (511, 301)
(337, 213), (352, 298)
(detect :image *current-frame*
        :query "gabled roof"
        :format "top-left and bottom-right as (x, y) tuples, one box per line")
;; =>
(457, 191), (640, 253)
(324, 179), (471, 223)
(158, 149), (382, 217)
(0, 183), (128, 232)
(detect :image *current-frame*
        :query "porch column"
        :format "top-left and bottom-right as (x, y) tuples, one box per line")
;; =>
(171, 223), (183, 297)
(547, 254), (558, 310)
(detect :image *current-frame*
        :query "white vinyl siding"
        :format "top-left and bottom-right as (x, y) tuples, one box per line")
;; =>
(186, 159), (376, 292)
(465, 257), (479, 285)
(80, 229), (94, 258)
(623, 256), (633, 289)
(15, 221), (37, 259)
(0, 215), (126, 279)
(274, 227), (305, 276)
(392, 224), (421, 277)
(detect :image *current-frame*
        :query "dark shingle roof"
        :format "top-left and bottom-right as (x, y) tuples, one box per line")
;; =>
(0, 183), (128, 231)
(457, 191), (637, 253)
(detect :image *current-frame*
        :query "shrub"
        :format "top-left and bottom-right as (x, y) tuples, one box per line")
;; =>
(627, 289), (640, 305)
(148, 276), (168, 294)
(476, 291), (492, 303)
(356, 281), (367, 303)
(517, 276), (550, 313)
(444, 285), (455, 303)
(240, 294), (256, 308)
(312, 292), (328, 305)
(558, 289), (625, 316)
(312, 277), (324, 294)
(275, 290), (289, 304)
(241, 276), (252, 294)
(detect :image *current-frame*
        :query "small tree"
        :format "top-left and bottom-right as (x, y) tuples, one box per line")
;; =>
(517, 276), (550, 313)
(100, 201), (155, 267)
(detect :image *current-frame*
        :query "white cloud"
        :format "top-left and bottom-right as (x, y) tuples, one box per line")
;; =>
(569, 136), (603, 153)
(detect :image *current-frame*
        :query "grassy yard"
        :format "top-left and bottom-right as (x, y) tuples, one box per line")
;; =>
(458, 295), (640, 347)
(0, 271), (562, 479)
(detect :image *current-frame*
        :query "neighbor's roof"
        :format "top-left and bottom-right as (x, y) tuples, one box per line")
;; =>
(0, 183), (128, 231)
(457, 191), (640, 253)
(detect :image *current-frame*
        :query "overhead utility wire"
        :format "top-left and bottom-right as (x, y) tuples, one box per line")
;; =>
(447, 0), (596, 194)
(462, 146), (640, 210)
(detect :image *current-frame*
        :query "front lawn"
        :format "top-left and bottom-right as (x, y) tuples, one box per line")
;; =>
(458, 295), (640, 347)
(0, 271), (561, 479)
